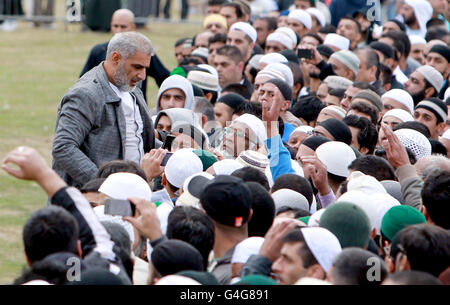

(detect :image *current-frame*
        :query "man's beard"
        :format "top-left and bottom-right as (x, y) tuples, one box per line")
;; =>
(113, 62), (136, 92)
(411, 88), (426, 106)
(404, 14), (416, 26)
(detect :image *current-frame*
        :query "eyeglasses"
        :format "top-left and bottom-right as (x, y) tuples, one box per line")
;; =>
(223, 127), (258, 146)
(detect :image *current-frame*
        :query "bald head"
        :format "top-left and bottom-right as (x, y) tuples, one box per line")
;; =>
(111, 9), (136, 34)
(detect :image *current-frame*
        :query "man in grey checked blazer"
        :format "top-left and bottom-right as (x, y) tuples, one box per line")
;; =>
(52, 32), (156, 188)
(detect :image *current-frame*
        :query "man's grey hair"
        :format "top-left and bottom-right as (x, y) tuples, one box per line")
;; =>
(416, 155), (450, 180)
(106, 31), (154, 60)
(193, 97), (215, 122)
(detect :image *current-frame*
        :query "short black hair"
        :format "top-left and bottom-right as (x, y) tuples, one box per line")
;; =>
(222, 83), (252, 100)
(352, 81), (377, 92)
(13, 256), (72, 285)
(343, 115), (378, 154)
(426, 18), (446, 30)
(271, 174), (314, 206)
(301, 32), (324, 45)
(381, 31), (410, 57)
(255, 16), (278, 31)
(232, 166), (270, 190)
(392, 121), (431, 138)
(80, 178), (106, 193)
(245, 182), (276, 237)
(332, 248), (388, 285)
(379, 63), (393, 85)
(232, 101), (262, 118)
(286, 61), (304, 89)
(348, 101), (379, 125)
(180, 57), (203, 66)
(220, 2), (244, 19)
(23, 206), (79, 264)
(97, 160), (148, 182)
(384, 270), (442, 285)
(208, 0), (227, 6)
(282, 227), (318, 268)
(425, 27), (449, 42)
(318, 24), (336, 34)
(348, 155), (396, 181)
(208, 33), (227, 46)
(216, 45), (244, 64)
(396, 224), (450, 277)
(175, 37), (191, 47)
(421, 170), (450, 230)
(166, 206), (215, 268)
(328, 88), (346, 99)
(429, 139), (448, 156)
(290, 95), (326, 125)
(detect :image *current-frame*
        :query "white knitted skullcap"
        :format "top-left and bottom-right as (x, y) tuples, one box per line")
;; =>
(288, 9), (312, 29)
(394, 128), (432, 161)
(383, 109), (414, 123)
(382, 89), (415, 114)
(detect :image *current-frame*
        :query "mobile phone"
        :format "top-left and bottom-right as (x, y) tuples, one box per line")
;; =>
(104, 198), (135, 217)
(297, 48), (313, 59)
(160, 152), (173, 166)
(162, 134), (176, 150)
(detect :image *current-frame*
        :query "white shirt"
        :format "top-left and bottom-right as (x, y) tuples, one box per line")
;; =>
(393, 66), (409, 85)
(109, 83), (144, 164)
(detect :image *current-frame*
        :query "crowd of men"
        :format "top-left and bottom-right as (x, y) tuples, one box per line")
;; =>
(2, 0), (450, 286)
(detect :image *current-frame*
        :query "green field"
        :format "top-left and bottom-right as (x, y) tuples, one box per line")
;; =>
(0, 15), (201, 284)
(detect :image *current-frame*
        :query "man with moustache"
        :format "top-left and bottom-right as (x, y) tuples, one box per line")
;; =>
(52, 32), (155, 188)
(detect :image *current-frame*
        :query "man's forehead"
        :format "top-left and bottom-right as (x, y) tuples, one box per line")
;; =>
(162, 88), (185, 96)
(228, 30), (247, 40)
(411, 71), (425, 82)
(427, 52), (447, 62)
(215, 55), (233, 64)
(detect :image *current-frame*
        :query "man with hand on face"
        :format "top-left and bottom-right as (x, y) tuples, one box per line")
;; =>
(53, 32), (156, 188)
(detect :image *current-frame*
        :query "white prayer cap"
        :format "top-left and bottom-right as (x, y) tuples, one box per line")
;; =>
(288, 9), (312, 29)
(346, 171), (387, 194)
(383, 109), (415, 123)
(444, 87), (450, 101)
(416, 65), (444, 93)
(236, 150), (269, 172)
(443, 129), (450, 140)
(373, 193), (400, 235)
(231, 237), (265, 264)
(177, 172), (214, 208)
(99, 172), (152, 201)
(321, 105), (347, 120)
(212, 159), (244, 175)
(336, 190), (379, 231)
(306, 7), (326, 27)
(258, 62), (294, 88)
(22, 280), (52, 285)
(316, 141), (356, 178)
(229, 21), (257, 43)
(259, 53), (288, 65)
(324, 33), (350, 51)
(272, 189), (309, 213)
(409, 35), (426, 45)
(165, 149), (203, 188)
(248, 54), (264, 69)
(266, 32), (294, 50)
(233, 113), (268, 144)
(295, 277), (332, 285)
(308, 208), (326, 227)
(324, 75), (353, 90)
(155, 275), (201, 285)
(275, 27), (298, 46)
(394, 128), (432, 161)
(197, 64), (218, 78)
(301, 227), (342, 273)
(382, 89), (415, 114)
(293, 125), (314, 135)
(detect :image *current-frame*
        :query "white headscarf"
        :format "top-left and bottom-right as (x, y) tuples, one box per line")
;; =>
(156, 75), (195, 112)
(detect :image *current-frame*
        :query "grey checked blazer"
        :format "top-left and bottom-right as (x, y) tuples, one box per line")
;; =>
(52, 63), (155, 188)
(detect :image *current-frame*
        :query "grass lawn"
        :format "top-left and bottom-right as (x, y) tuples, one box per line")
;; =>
(0, 12), (201, 283)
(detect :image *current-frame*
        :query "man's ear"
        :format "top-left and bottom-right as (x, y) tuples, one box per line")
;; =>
(238, 61), (245, 73)
(77, 240), (83, 258)
(360, 146), (369, 155)
(111, 51), (122, 66)
(424, 87), (436, 98)
(306, 264), (326, 280)
(201, 114), (208, 128)
(396, 254), (411, 272)
(161, 173), (167, 186)
(437, 122), (446, 137)
(421, 204), (432, 223)
(25, 253), (32, 267)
